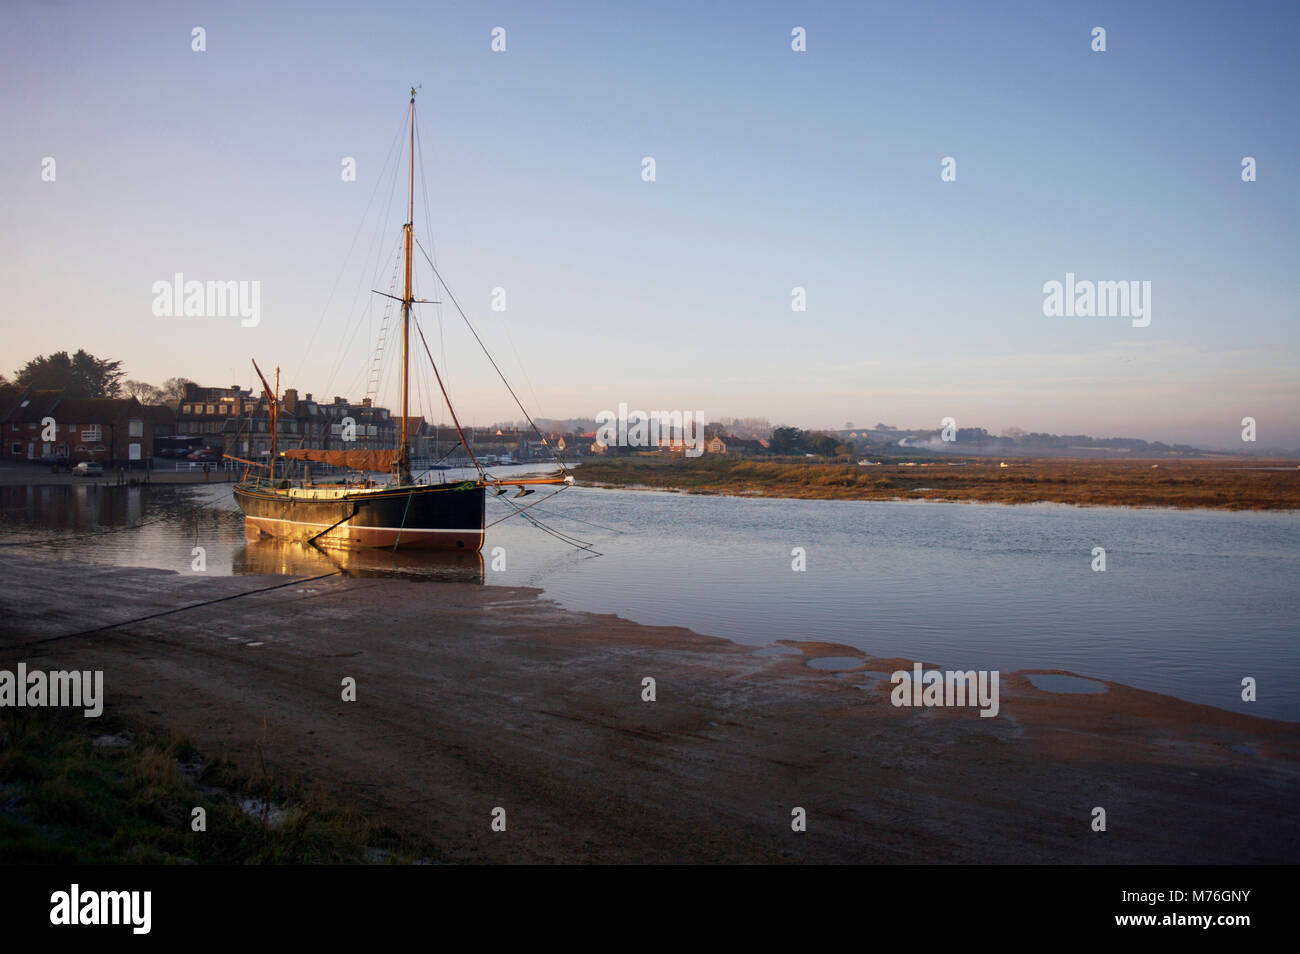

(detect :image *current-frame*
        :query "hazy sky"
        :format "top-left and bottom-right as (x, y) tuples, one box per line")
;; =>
(2, 0), (1297, 448)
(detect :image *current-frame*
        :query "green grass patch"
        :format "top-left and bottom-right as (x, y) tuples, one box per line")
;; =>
(0, 709), (430, 864)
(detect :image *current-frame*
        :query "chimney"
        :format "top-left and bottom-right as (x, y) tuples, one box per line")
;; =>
(362, 397), (372, 407)
(304, 393), (313, 402)
(283, 389), (298, 413)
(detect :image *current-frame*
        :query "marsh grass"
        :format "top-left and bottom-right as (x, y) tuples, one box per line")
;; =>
(577, 456), (1300, 510)
(0, 709), (431, 864)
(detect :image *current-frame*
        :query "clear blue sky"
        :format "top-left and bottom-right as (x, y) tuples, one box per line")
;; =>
(2, 0), (1296, 448)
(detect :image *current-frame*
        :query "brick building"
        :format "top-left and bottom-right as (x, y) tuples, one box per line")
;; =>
(0, 386), (168, 465)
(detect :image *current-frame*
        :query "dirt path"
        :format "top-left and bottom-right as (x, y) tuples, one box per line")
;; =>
(1, 553), (1296, 863)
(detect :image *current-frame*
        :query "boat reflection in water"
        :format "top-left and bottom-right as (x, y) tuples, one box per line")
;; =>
(234, 532), (484, 584)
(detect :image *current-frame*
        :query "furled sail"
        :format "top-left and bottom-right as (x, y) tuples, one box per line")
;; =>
(282, 448), (399, 471)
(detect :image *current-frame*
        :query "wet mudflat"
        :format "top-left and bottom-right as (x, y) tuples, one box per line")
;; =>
(2, 553), (1296, 864)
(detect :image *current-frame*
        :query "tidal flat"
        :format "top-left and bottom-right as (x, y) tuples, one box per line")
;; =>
(1, 552), (1296, 863)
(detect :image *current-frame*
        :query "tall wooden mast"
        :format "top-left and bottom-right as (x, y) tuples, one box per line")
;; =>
(272, 366), (279, 480)
(251, 359), (278, 483)
(399, 88), (415, 481)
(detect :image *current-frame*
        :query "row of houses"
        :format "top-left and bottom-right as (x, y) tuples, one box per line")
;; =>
(179, 385), (597, 462)
(0, 380), (598, 466)
(589, 434), (769, 456)
(0, 381), (412, 466)
(179, 383), (645, 464)
(176, 384), (410, 460)
(2, 378), (772, 466)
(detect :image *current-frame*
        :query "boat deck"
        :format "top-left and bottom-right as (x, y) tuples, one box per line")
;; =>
(285, 484), (391, 500)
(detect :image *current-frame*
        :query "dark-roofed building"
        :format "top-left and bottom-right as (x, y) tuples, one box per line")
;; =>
(176, 383), (253, 450)
(137, 403), (178, 453)
(1, 387), (155, 464)
(705, 435), (767, 456)
(55, 398), (151, 464)
(2, 387), (64, 460)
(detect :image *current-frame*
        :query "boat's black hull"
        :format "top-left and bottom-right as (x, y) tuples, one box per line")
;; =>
(233, 482), (485, 551)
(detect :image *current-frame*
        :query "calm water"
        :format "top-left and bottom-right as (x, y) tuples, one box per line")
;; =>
(2, 478), (1296, 721)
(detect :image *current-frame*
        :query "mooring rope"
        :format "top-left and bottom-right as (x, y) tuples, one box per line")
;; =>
(6, 571), (342, 649)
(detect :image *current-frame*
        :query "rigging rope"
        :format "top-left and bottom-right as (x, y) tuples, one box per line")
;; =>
(494, 493), (600, 554)
(413, 238), (570, 477)
(484, 486), (566, 528)
(411, 316), (483, 477)
(294, 108), (410, 387)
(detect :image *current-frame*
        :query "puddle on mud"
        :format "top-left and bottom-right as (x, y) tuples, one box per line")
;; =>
(806, 656), (864, 671)
(1025, 673), (1106, 694)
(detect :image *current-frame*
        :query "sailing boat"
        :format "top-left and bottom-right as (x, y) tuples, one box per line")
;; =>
(229, 90), (571, 551)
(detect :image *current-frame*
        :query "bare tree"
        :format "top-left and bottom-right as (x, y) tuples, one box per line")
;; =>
(158, 377), (196, 403)
(123, 379), (165, 404)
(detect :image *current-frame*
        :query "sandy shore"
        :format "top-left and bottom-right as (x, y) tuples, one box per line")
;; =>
(1, 552), (1296, 863)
